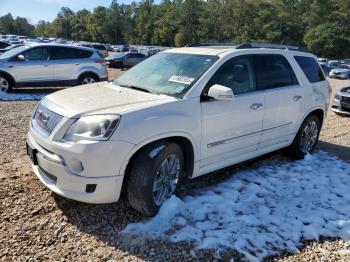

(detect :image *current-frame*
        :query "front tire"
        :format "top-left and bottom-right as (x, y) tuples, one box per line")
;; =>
(127, 142), (184, 216)
(287, 115), (321, 159)
(0, 75), (13, 93)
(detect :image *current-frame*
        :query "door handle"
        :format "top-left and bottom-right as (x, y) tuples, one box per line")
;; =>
(293, 95), (302, 102)
(8, 65), (14, 68)
(75, 63), (80, 65)
(43, 64), (49, 67)
(250, 103), (263, 110)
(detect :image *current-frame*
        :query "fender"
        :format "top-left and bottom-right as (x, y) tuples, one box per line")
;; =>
(76, 66), (101, 79)
(299, 105), (326, 129)
(118, 131), (199, 176)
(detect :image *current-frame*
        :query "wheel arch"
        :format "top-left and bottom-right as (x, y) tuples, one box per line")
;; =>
(0, 70), (16, 86)
(77, 71), (100, 82)
(120, 134), (197, 195)
(300, 107), (325, 127)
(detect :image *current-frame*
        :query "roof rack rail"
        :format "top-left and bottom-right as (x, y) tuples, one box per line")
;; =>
(235, 43), (308, 52)
(185, 43), (235, 47)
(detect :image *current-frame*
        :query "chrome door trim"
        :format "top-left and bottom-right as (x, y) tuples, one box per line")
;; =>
(207, 122), (293, 148)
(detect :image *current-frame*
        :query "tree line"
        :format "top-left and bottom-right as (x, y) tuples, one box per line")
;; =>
(1, 0), (350, 58)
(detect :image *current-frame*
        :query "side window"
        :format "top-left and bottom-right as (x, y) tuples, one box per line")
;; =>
(0, 42), (9, 48)
(52, 47), (73, 60)
(73, 49), (93, 59)
(52, 47), (92, 60)
(207, 55), (256, 95)
(22, 47), (49, 61)
(294, 56), (325, 83)
(254, 54), (297, 90)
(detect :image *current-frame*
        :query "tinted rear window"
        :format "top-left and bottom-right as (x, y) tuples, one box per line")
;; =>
(294, 56), (325, 83)
(254, 54), (297, 90)
(0, 41), (10, 48)
(52, 47), (92, 60)
(92, 45), (106, 50)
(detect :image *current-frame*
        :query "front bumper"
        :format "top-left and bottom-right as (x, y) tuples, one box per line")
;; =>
(331, 96), (350, 115)
(329, 73), (348, 79)
(27, 129), (134, 204)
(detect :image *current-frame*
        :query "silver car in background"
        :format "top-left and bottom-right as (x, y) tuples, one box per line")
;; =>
(0, 44), (108, 93)
(329, 64), (350, 79)
(332, 86), (350, 115)
(80, 43), (108, 58)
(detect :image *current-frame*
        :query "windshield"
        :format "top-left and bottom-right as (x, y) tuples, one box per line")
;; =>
(113, 52), (218, 97)
(0, 45), (29, 59)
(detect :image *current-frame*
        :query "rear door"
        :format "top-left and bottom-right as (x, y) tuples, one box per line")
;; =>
(51, 46), (93, 81)
(8, 46), (54, 83)
(254, 54), (304, 149)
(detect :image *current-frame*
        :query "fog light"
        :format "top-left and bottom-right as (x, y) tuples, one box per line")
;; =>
(66, 158), (84, 174)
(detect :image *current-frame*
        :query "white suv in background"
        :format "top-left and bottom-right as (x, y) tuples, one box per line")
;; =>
(0, 44), (107, 93)
(27, 44), (329, 216)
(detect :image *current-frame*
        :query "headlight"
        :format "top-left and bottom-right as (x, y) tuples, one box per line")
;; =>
(334, 93), (342, 101)
(64, 115), (120, 142)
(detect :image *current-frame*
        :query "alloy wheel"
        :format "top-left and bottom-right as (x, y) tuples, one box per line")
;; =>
(153, 154), (181, 206)
(82, 77), (96, 84)
(300, 121), (318, 153)
(0, 77), (9, 93)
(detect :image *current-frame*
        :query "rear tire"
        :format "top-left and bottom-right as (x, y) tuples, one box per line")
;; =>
(0, 74), (13, 93)
(78, 74), (98, 85)
(116, 61), (123, 70)
(127, 142), (184, 216)
(287, 115), (321, 159)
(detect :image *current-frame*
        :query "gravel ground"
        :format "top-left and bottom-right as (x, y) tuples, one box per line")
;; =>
(0, 71), (349, 261)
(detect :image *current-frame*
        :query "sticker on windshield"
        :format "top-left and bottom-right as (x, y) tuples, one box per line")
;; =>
(168, 75), (194, 85)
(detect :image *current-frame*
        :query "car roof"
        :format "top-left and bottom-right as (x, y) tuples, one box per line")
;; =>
(165, 46), (237, 56)
(26, 43), (96, 52)
(164, 45), (314, 57)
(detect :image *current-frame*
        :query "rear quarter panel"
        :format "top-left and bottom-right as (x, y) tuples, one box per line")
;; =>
(288, 52), (329, 126)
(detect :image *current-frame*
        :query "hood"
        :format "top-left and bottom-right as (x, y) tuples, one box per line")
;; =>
(44, 82), (176, 118)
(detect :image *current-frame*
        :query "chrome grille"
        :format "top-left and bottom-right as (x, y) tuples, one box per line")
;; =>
(33, 103), (63, 135)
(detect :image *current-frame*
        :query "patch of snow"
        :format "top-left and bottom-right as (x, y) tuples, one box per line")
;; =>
(149, 145), (166, 159)
(0, 92), (46, 101)
(120, 151), (350, 261)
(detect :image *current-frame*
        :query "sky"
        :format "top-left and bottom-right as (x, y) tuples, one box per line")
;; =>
(0, 0), (135, 24)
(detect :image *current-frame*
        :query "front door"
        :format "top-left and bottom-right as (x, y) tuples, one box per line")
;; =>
(9, 46), (53, 83)
(200, 55), (264, 171)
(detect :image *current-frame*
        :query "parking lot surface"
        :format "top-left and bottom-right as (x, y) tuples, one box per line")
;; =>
(0, 71), (349, 261)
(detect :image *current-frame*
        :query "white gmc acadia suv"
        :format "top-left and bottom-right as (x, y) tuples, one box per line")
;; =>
(27, 44), (330, 216)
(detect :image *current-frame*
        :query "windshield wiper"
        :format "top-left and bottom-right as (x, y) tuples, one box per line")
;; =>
(118, 84), (154, 94)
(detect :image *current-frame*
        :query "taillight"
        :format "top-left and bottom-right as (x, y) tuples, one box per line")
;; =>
(95, 59), (106, 67)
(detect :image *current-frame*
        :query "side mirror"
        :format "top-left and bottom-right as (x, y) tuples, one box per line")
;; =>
(17, 54), (25, 61)
(208, 84), (234, 101)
